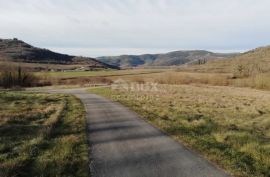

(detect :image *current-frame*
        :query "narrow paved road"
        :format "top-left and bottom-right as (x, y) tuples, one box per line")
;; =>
(48, 89), (230, 177)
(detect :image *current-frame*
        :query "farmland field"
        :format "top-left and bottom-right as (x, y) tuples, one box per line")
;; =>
(0, 92), (88, 177)
(90, 85), (270, 177)
(37, 68), (169, 78)
(37, 68), (270, 91)
(34, 68), (170, 86)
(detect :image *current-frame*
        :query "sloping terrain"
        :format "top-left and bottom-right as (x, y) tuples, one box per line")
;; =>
(230, 46), (270, 74)
(185, 46), (270, 74)
(0, 38), (118, 69)
(97, 50), (237, 68)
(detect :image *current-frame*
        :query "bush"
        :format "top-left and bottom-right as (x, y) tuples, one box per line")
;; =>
(0, 66), (39, 88)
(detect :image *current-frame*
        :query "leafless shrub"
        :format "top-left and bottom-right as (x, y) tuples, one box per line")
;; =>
(0, 66), (42, 88)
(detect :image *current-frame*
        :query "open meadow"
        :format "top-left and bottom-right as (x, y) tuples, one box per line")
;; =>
(35, 68), (169, 86)
(35, 67), (270, 91)
(37, 68), (168, 78)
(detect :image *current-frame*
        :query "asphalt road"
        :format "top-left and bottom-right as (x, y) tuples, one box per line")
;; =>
(48, 89), (230, 177)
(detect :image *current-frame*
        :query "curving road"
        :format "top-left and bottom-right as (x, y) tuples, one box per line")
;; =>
(47, 89), (230, 177)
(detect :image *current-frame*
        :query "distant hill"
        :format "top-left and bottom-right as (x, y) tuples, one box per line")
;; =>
(0, 38), (118, 69)
(97, 50), (237, 68)
(187, 46), (270, 74)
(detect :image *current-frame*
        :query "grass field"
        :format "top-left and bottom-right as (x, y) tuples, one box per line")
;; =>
(34, 68), (170, 86)
(37, 68), (168, 78)
(90, 85), (270, 177)
(33, 65), (270, 91)
(114, 71), (232, 86)
(108, 70), (270, 91)
(0, 92), (88, 177)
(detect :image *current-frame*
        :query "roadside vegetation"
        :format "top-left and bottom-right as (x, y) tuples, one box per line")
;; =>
(0, 66), (40, 88)
(90, 85), (270, 177)
(0, 92), (88, 177)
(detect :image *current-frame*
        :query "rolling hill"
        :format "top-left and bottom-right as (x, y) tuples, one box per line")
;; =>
(186, 46), (270, 74)
(97, 50), (237, 68)
(0, 38), (118, 70)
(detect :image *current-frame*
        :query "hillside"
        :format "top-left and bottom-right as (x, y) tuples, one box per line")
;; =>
(186, 46), (270, 74)
(97, 50), (237, 68)
(231, 46), (270, 74)
(0, 38), (118, 70)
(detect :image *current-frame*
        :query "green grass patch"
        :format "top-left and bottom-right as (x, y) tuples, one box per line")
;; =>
(36, 69), (168, 78)
(0, 91), (88, 177)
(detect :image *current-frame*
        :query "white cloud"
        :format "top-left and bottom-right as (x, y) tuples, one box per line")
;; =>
(0, 0), (269, 57)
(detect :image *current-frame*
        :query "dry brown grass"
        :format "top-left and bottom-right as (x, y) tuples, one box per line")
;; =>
(109, 71), (232, 86)
(109, 70), (270, 91)
(35, 69), (169, 87)
(180, 46), (270, 75)
(232, 73), (270, 90)
(49, 76), (113, 86)
(90, 85), (270, 177)
(151, 72), (231, 86)
(171, 46), (270, 90)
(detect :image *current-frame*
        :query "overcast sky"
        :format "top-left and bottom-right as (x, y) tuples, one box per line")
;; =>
(0, 0), (270, 57)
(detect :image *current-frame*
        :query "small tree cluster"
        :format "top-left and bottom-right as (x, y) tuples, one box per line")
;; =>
(0, 66), (38, 88)
(197, 59), (207, 65)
